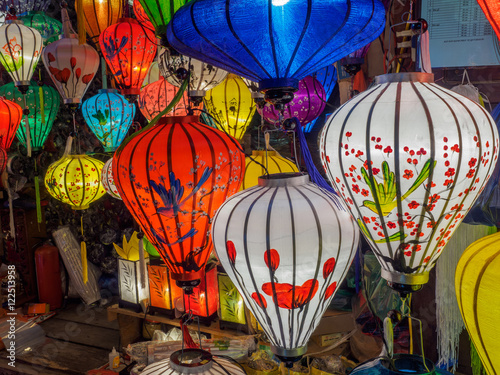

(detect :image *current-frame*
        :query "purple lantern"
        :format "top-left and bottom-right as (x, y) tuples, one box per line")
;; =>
(258, 76), (326, 127)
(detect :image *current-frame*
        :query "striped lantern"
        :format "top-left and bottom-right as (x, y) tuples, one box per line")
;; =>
(78, 0), (124, 49)
(0, 97), (22, 151)
(101, 157), (121, 200)
(320, 72), (499, 293)
(113, 115), (245, 287)
(211, 173), (359, 364)
(241, 150), (298, 190)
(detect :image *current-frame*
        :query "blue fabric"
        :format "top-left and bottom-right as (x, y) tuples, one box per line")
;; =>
(351, 356), (453, 375)
(167, 0), (385, 88)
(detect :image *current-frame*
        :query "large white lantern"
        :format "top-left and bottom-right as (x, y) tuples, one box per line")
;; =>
(212, 173), (359, 365)
(320, 72), (499, 294)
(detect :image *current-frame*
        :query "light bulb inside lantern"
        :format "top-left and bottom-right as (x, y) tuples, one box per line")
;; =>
(272, 0), (290, 5)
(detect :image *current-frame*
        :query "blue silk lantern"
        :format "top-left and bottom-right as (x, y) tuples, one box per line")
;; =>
(81, 89), (135, 152)
(167, 0), (385, 106)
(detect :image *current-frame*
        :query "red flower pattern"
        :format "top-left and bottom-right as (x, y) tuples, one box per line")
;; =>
(264, 249), (280, 272)
(403, 170), (413, 179)
(323, 257), (336, 279)
(70, 57), (77, 69)
(226, 241), (236, 265)
(251, 292), (267, 309)
(82, 73), (95, 84)
(262, 279), (319, 310)
(325, 282), (337, 300)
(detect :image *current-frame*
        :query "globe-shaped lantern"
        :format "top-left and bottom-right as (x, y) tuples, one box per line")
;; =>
(19, 12), (62, 46)
(241, 150), (298, 190)
(456, 231), (500, 375)
(159, 48), (227, 104)
(138, 0), (187, 39)
(0, 81), (60, 151)
(101, 157), (121, 200)
(0, 20), (43, 91)
(138, 77), (201, 121)
(477, 1), (500, 40)
(320, 72), (499, 294)
(77, 0), (123, 50)
(100, 18), (157, 97)
(0, 0), (51, 14)
(167, 0), (385, 106)
(0, 97), (22, 150)
(212, 173), (360, 365)
(258, 76), (326, 127)
(204, 74), (256, 141)
(113, 115), (245, 289)
(81, 89), (135, 152)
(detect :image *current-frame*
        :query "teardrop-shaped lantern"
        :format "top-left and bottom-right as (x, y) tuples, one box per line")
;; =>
(159, 48), (227, 104)
(100, 18), (157, 97)
(456, 231), (500, 375)
(259, 76), (326, 126)
(0, 20), (43, 91)
(101, 157), (121, 200)
(78, 0), (123, 49)
(113, 115), (245, 288)
(212, 173), (359, 365)
(138, 0), (187, 38)
(242, 150), (298, 190)
(138, 77), (200, 121)
(18, 11), (62, 46)
(477, 1), (500, 40)
(0, 81), (60, 151)
(320, 72), (499, 293)
(204, 74), (256, 141)
(81, 89), (135, 151)
(0, 97), (22, 150)
(0, 0), (51, 14)
(167, 0), (385, 104)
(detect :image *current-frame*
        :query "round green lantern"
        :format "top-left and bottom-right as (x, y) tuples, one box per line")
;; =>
(0, 81), (60, 152)
(18, 12), (62, 46)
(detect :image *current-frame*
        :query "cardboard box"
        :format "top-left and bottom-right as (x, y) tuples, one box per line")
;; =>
(312, 309), (355, 336)
(312, 332), (348, 347)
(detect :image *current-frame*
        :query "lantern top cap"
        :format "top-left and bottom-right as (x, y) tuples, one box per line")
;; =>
(258, 173), (308, 187)
(157, 115), (200, 125)
(374, 72), (434, 85)
(98, 89), (119, 94)
(169, 349), (213, 374)
(251, 150), (278, 157)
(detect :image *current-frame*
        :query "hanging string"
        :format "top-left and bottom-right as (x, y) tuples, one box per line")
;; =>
(72, 113), (80, 155)
(81, 214), (88, 284)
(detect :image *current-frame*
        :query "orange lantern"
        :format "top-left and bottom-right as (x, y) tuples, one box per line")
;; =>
(477, 1), (500, 40)
(78, 0), (124, 49)
(113, 116), (245, 290)
(183, 263), (218, 322)
(148, 259), (184, 316)
(0, 97), (22, 150)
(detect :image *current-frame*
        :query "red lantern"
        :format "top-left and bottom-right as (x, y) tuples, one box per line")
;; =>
(113, 116), (245, 289)
(0, 97), (22, 150)
(133, 0), (154, 32)
(477, 1), (500, 40)
(100, 18), (157, 97)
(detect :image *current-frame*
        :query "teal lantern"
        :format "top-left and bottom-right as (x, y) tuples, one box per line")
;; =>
(82, 89), (136, 152)
(0, 81), (60, 152)
(18, 12), (62, 46)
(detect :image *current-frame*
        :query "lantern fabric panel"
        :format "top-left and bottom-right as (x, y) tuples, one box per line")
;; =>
(118, 258), (149, 308)
(137, 0), (187, 36)
(78, 0), (123, 47)
(166, 0), (385, 89)
(320, 73), (499, 287)
(82, 89), (135, 151)
(133, 0), (155, 32)
(242, 150), (298, 190)
(148, 261), (183, 313)
(212, 173), (359, 359)
(218, 271), (247, 327)
(477, 1), (500, 40)
(456, 231), (500, 375)
(101, 157), (121, 200)
(19, 12), (62, 46)
(0, 22), (43, 87)
(0, 97), (22, 150)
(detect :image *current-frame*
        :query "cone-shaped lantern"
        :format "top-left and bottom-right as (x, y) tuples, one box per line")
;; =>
(320, 72), (499, 294)
(113, 116), (245, 289)
(477, 1), (500, 40)
(0, 97), (22, 150)
(78, 0), (123, 49)
(212, 173), (359, 365)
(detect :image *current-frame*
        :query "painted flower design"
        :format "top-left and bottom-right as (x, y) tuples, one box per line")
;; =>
(226, 240), (236, 265)
(322, 257), (336, 279)
(251, 292), (267, 309)
(325, 282), (337, 299)
(261, 279), (318, 309)
(264, 249), (280, 272)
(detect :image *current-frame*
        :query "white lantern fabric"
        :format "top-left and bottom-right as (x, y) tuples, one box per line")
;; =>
(0, 21), (43, 87)
(101, 158), (121, 200)
(320, 72), (499, 289)
(212, 173), (359, 360)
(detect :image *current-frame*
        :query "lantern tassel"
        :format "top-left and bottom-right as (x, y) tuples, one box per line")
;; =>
(1, 170), (14, 239)
(180, 316), (199, 349)
(76, 0), (86, 45)
(138, 233), (146, 287)
(81, 215), (88, 284)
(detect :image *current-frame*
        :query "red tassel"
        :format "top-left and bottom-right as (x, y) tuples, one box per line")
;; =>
(180, 319), (199, 349)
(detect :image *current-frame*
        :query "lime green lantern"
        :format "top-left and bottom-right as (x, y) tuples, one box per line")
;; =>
(138, 0), (187, 39)
(0, 81), (60, 152)
(18, 12), (62, 46)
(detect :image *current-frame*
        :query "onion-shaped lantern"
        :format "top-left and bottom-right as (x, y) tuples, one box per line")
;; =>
(100, 18), (157, 97)
(113, 115), (245, 289)
(320, 72), (499, 294)
(0, 0), (51, 14)
(167, 0), (385, 106)
(0, 20), (43, 91)
(159, 48), (227, 104)
(456, 231), (500, 375)
(0, 97), (22, 150)
(137, 0), (187, 39)
(305, 64), (337, 134)
(477, 1), (500, 40)
(0, 81), (60, 151)
(258, 76), (326, 127)
(78, 0), (123, 49)
(241, 150), (298, 190)
(81, 89), (135, 151)
(18, 12), (62, 46)
(138, 77), (201, 121)
(101, 157), (121, 200)
(204, 74), (256, 141)
(212, 173), (359, 365)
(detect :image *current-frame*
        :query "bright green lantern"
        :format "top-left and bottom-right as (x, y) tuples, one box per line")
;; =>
(0, 81), (60, 152)
(138, 0), (187, 39)
(18, 12), (62, 46)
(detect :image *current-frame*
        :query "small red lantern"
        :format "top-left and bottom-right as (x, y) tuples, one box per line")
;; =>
(0, 97), (22, 150)
(100, 18), (157, 97)
(113, 116), (245, 290)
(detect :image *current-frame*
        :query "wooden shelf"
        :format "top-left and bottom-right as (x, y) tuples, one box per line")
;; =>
(107, 304), (248, 339)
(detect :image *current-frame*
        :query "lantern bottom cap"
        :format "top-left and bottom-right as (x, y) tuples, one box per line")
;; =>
(72, 205), (90, 210)
(381, 268), (429, 287)
(170, 349), (213, 374)
(272, 345), (307, 365)
(63, 98), (81, 104)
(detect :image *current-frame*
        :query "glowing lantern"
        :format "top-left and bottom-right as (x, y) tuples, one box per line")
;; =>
(242, 150), (298, 190)
(138, 77), (201, 121)
(0, 97), (22, 150)
(258, 76), (326, 127)
(148, 259), (184, 316)
(78, 0), (123, 49)
(218, 270), (249, 331)
(100, 18), (157, 97)
(456, 231), (500, 375)
(81, 89), (135, 151)
(183, 264), (218, 322)
(0, 0), (51, 14)
(167, 0), (385, 106)
(477, 1), (500, 40)
(19, 12), (62, 46)
(113, 116), (245, 289)
(101, 157), (121, 200)
(137, 0), (187, 38)
(320, 72), (499, 294)
(204, 74), (256, 141)
(0, 81), (60, 152)
(305, 64), (337, 134)
(159, 48), (227, 104)
(212, 173), (360, 365)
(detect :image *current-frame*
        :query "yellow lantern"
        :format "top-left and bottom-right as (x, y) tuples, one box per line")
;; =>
(241, 150), (298, 190)
(77, 0), (123, 49)
(204, 74), (256, 141)
(456, 231), (500, 375)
